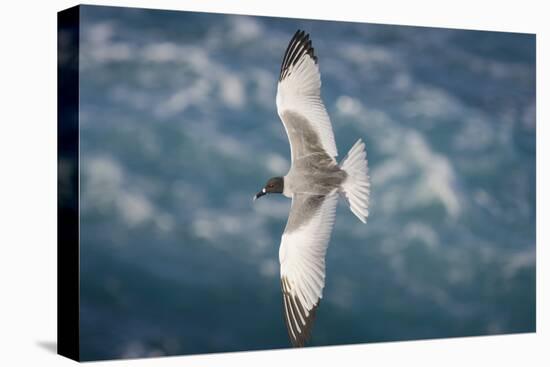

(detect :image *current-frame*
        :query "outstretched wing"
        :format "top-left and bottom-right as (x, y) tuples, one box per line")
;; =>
(276, 30), (338, 163)
(279, 192), (339, 347)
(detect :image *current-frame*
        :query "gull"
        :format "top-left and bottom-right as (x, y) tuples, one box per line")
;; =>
(253, 30), (370, 347)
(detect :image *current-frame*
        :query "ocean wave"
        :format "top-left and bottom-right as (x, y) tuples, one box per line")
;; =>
(77, 8), (535, 357)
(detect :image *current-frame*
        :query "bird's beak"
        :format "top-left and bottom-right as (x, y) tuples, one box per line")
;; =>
(253, 188), (267, 202)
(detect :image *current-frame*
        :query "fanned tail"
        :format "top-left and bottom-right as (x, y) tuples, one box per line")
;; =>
(339, 139), (370, 223)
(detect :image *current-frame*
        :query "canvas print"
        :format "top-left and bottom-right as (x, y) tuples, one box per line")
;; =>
(58, 4), (536, 361)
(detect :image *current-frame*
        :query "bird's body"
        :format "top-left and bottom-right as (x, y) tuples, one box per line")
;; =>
(281, 110), (346, 197)
(254, 30), (370, 347)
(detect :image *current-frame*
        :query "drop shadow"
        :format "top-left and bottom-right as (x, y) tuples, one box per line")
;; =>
(36, 340), (57, 354)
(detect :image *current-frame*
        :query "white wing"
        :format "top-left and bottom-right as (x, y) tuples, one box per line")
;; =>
(279, 192), (338, 347)
(276, 30), (338, 162)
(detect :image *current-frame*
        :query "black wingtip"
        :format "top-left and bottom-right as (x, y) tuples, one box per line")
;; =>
(281, 277), (320, 348)
(279, 29), (318, 82)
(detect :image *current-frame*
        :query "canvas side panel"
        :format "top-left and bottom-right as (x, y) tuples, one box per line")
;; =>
(57, 5), (80, 362)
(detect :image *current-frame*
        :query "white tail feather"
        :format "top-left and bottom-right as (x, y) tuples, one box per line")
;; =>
(339, 139), (370, 223)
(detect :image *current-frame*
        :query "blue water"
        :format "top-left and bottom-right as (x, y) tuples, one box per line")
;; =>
(75, 5), (536, 361)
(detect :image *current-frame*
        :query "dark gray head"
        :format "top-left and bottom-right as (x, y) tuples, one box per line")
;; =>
(254, 176), (284, 201)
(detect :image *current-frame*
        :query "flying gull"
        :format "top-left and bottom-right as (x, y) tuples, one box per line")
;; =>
(253, 30), (370, 347)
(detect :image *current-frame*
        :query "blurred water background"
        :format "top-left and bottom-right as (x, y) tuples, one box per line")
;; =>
(75, 5), (536, 360)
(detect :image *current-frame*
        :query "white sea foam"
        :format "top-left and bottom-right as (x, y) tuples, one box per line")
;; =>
(339, 43), (398, 70)
(81, 22), (133, 67)
(228, 16), (263, 43)
(371, 158), (407, 187)
(109, 86), (149, 111)
(453, 116), (494, 151)
(117, 191), (154, 226)
(214, 134), (249, 159)
(343, 95), (463, 218)
(403, 221), (439, 249)
(265, 153), (289, 175)
(336, 95), (361, 116)
(141, 42), (181, 63)
(87, 21), (114, 44)
(402, 84), (462, 121)
(391, 72), (413, 92)
(189, 207), (277, 263)
(154, 79), (212, 118)
(504, 248), (535, 278)
(405, 130), (461, 218)
(82, 156), (173, 232)
(219, 73), (246, 109)
(82, 21), (252, 118)
(120, 341), (164, 359)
